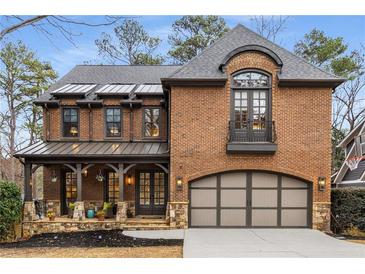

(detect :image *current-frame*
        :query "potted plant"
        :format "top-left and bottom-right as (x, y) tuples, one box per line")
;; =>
(87, 208), (95, 218)
(103, 202), (114, 218)
(96, 210), (105, 221)
(68, 202), (75, 218)
(47, 211), (56, 221)
(96, 170), (104, 183)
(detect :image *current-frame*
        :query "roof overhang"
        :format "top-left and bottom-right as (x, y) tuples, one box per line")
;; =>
(278, 78), (346, 89)
(76, 99), (103, 108)
(161, 77), (227, 87)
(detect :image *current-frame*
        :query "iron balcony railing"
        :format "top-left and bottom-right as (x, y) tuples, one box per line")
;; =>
(228, 120), (277, 143)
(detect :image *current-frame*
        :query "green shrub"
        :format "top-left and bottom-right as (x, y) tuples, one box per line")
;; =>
(0, 180), (22, 240)
(331, 189), (365, 234)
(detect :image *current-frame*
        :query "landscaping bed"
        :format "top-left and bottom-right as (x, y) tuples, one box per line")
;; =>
(0, 229), (183, 248)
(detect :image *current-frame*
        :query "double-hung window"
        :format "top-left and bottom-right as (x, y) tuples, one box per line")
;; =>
(63, 108), (79, 137)
(144, 108), (160, 137)
(105, 108), (121, 137)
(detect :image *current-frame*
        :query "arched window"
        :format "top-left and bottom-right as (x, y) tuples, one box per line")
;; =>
(231, 70), (271, 141)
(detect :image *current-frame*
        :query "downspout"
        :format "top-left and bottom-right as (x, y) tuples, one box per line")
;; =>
(129, 103), (133, 142)
(88, 103), (92, 141)
(45, 103), (50, 141)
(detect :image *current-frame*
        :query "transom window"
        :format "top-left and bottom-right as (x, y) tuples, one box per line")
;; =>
(232, 71), (270, 131)
(144, 108), (160, 137)
(232, 71), (269, 88)
(63, 108), (79, 137)
(107, 172), (119, 203)
(105, 108), (121, 137)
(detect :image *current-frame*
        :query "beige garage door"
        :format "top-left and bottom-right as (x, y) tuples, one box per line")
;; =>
(189, 172), (311, 228)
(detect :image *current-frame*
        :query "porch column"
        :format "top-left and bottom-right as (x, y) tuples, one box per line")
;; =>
(116, 163), (128, 223)
(24, 163), (32, 201)
(118, 163), (124, 201)
(23, 162), (37, 222)
(76, 163), (82, 201)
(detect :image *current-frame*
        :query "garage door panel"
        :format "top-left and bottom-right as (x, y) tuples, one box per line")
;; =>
(221, 173), (246, 188)
(221, 209), (246, 226)
(191, 189), (216, 207)
(252, 189), (277, 207)
(252, 209), (277, 226)
(191, 209), (216, 226)
(281, 209), (307, 226)
(282, 177), (307, 188)
(192, 176), (217, 188)
(221, 189), (246, 207)
(252, 173), (278, 188)
(282, 189), (308, 207)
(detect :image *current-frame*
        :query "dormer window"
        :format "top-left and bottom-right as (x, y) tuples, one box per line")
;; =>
(63, 108), (79, 138)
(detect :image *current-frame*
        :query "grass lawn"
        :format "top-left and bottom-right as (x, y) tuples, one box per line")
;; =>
(0, 246), (183, 258)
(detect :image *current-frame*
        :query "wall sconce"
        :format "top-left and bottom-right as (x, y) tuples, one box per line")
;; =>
(176, 176), (183, 191)
(83, 169), (88, 178)
(127, 174), (132, 186)
(318, 176), (326, 191)
(51, 170), (58, 183)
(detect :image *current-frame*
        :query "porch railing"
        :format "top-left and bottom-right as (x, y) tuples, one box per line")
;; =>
(228, 120), (276, 143)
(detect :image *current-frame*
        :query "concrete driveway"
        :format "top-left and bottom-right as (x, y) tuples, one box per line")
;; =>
(183, 229), (365, 258)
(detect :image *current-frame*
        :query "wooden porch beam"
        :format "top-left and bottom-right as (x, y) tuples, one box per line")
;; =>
(154, 163), (169, 173)
(81, 164), (94, 173)
(64, 164), (77, 172)
(123, 163), (136, 174)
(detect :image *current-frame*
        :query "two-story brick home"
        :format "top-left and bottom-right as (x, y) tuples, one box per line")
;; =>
(16, 24), (344, 235)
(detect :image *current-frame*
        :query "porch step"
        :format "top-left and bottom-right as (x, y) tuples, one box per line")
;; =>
(125, 218), (168, 226)
(122, 224), (171, 231)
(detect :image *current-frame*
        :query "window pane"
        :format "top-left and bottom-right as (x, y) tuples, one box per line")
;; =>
(63, 109), (78, 137)
(233, 72), (269, 88)
(144, 108), (160, 137)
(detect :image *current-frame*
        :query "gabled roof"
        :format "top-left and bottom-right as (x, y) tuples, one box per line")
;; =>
(166, 24), (344, 86)
(337, 118), (365, 149)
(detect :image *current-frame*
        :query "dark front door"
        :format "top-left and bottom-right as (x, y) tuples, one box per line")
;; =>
(60, 171), (77, 215)
(136, 171), (168, 215)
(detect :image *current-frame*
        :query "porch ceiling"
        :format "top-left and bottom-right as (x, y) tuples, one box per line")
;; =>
(14, 141), (169, 161)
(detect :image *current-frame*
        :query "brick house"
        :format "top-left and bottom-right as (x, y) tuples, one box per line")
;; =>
(15, 24), (344, 235)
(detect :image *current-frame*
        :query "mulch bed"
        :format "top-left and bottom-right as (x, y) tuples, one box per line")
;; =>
(0, 230), (183, 248)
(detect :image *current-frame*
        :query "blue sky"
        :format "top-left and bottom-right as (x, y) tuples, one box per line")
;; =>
(3, 15), (365, 79)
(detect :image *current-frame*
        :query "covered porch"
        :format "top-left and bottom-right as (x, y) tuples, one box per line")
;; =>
(14, 141), (184, 237)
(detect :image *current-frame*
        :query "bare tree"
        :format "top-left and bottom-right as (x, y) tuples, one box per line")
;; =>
(0, 16), (121, 45)
(251, 16), (290, 43)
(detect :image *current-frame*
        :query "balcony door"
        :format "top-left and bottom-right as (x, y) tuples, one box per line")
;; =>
(231, 71), (271, 142)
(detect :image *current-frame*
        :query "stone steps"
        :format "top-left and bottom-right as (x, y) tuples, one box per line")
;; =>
(125, 219), (168, 226)
(122, 225), (171, 231)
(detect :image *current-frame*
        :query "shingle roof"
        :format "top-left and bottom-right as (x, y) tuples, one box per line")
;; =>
(167, 24), (342, 81)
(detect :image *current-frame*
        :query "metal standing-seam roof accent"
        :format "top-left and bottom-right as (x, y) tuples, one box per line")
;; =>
(14, 141), (169, 158)
(134, 84), (164, 94)
(95, 84), (136, 95)
(50, 84), (97, 95)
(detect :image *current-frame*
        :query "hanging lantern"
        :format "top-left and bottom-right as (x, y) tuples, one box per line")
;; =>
(96, 169), (104, 182)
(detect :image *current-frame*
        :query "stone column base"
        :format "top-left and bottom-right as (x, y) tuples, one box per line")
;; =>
(313, 202), (331, 232)
(168, 202), (188, 229)
(23, 201), (37, 222)
(73, 201), (85, 221)
(116, 201), (128, 223)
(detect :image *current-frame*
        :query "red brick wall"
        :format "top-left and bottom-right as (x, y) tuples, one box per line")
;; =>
(169, 51), (332, 205)
(44, 97), (166, 141)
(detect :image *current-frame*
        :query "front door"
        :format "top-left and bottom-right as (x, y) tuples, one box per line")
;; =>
(60, 171), (77, 215)
(136, 171), (168, 215)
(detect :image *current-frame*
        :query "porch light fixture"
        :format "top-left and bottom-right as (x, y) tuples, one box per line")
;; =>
(83, 169), (88, 178)
(176, 176), (183, 191)
(127, 175), (132, 185)
(318, 176), (326, 191)
(51, 170), (58, 183)
(70, 126), (78, 136)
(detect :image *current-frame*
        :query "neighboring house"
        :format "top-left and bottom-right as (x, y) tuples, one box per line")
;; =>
(15, 24), (344, 235)
(332, 119), (365, 188)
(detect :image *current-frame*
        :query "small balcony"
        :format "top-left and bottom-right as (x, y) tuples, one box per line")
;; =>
(227, 120), (277, 154)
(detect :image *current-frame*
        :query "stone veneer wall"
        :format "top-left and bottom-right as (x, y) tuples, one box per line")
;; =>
(167, 202), (188, 229)
(22, 221), (123, 238)
(313, 202), (331, 231)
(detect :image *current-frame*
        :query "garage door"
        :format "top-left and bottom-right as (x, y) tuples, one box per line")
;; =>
(188, 172), (312, 228)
